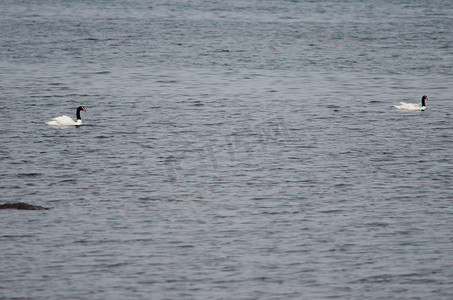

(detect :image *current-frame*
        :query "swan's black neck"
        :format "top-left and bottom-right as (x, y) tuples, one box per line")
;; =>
(421, 95), (427, 107)
(76, 106), (84, 120)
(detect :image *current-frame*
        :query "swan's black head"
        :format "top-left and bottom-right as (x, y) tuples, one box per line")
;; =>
(421, 95), (428, 107)
(76, 106), (86, 120)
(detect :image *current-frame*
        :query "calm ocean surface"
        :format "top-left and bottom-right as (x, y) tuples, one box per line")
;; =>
(1, 0), (453, 299)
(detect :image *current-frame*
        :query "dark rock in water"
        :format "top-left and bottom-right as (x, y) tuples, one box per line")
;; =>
(0, 202), (50, 210)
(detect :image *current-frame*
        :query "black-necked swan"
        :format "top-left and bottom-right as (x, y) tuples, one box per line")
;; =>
(45, 106), (86, 126)
(394, 95), (428, 111)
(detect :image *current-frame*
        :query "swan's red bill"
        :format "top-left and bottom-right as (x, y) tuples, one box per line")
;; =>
(83, 108), (86, 111)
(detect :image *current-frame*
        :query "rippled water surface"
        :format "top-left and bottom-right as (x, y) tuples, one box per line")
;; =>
(1, 1), (453, 299)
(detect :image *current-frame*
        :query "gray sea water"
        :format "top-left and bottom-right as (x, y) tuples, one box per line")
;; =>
(1, 0), (453, 299)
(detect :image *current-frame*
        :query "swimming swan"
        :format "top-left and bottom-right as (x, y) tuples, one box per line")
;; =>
(394, 95), (428, 111)
(45, 106), (86, 126)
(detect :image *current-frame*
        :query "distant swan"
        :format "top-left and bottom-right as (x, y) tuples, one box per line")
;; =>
(394, 95), (428, 111)
(46, 106), (86, 126)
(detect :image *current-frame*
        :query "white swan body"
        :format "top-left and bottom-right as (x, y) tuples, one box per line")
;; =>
(46, 106), (86, 126)
(46, 115), (82, 126)
(394, 95), (428, 111)
(394, 102), (426, 111)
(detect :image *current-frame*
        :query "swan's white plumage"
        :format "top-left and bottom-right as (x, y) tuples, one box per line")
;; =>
(45, 106), (85, 126)
(45, 115), (82, 126)
(394, 102), (426, 111)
